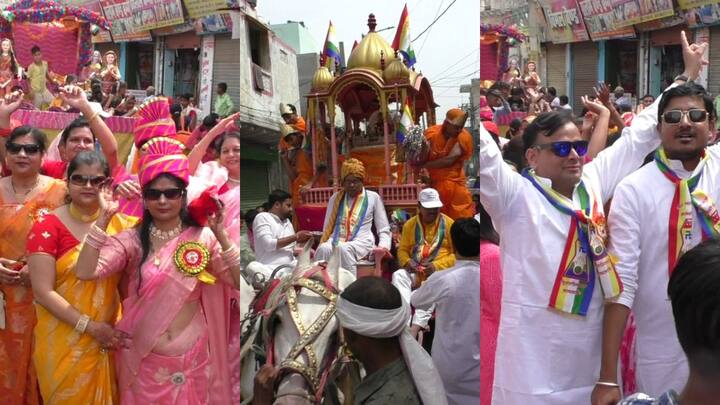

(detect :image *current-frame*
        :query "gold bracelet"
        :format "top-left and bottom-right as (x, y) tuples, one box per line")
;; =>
(75, 314), (90, 334)
(87, 110), (100, 124)
(595, 381), (619, 388)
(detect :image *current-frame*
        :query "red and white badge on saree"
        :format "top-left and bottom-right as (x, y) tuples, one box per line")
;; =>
(174, 242), (216, 284)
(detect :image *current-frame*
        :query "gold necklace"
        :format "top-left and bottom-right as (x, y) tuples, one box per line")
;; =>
(68, 203), (100, 223)
(11, 177), (39, 202)
(227, 176), (240, 184)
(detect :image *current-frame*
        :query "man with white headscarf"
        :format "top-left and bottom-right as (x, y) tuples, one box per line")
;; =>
(253, 277), (448, 404)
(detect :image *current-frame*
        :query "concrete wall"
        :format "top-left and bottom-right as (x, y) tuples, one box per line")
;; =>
(238, 11), (299, 134)
(296, 52), (320, 113)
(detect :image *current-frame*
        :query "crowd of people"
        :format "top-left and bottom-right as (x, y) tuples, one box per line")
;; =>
(0, 40), (237, 125)
(243, 103), (482, 403)
(0, 71), (242, 403)
(480, 30), (720, 405)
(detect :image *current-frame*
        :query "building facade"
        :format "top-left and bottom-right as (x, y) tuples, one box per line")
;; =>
(239, 2), (300, 211)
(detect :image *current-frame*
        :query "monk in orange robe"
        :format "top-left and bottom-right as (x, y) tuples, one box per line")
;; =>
(280, 124), (313, 212)
(421, 108), (475, 219)
(279, 103), (306, 152)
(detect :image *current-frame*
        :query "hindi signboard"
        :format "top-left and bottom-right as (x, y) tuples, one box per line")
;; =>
(539, 0), (590, 44)
(612, 0), (675, 28)
(577, 0), (636, 41)
(128, 0), (185, 31)
(678, 0), (718, 10)
(100, 0), (152, 42)
(182, 0), (229, 19)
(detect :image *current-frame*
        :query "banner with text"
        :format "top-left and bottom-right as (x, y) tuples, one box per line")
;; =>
(539, 0), (590, 43)
(100, 0), (152, 41)
(678, 0), (718, 10)
(182, 0), (229, 19)
(612, 0), (675, 28)
(577, 0), (636, 41)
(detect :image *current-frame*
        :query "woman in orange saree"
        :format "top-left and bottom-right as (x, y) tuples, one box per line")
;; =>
(28, 151), (137, 405)
(0, 126), (67, 405)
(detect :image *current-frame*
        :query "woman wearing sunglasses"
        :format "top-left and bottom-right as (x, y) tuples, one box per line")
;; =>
(0, 125), (66, 404)
(28, 151), (137, 404)
(74, 107), (239, 403)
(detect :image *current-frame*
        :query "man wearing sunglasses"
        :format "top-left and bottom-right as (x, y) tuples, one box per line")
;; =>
(0, 86), (119, 180)
(478, 30), (707, 405)
(593, 51), (717, 405)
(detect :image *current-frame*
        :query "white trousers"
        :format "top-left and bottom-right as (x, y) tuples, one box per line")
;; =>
(315, 241), (362, 276)
(392, 269), (434, 328)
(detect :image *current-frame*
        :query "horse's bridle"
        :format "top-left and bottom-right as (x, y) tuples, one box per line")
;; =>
(259, 266), (343, 403)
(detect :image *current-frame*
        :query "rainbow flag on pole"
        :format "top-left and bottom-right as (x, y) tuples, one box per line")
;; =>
(323, 21), (341, 69)
(391, 4), (417, 68)
(396, 102), (414, 143)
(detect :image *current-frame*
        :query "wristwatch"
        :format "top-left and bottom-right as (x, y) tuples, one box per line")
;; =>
(674, 74), (688, 82)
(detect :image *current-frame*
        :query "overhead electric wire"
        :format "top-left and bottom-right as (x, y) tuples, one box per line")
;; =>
(412, 0), (458, 42)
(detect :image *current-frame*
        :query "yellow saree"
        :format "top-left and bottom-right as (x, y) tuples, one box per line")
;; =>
(0, 180), (66, 405)
(32, 214), (138, 405)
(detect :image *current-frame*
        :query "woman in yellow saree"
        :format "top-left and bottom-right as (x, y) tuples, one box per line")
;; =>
(0, 125), (66, 405)
(28, 151), (136, 404)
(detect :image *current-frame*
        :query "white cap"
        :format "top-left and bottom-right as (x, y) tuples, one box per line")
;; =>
(419, 188), (443, 209)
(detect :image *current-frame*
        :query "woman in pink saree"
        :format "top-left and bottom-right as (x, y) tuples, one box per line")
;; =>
(75, 115), (240, 403)
(190, 114), (240, 403)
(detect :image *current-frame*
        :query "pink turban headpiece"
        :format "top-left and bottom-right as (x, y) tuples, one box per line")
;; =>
(132, 97), (178, 148)
(134, 97), (189, 187)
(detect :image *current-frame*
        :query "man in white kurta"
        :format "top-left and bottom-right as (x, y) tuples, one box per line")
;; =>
(479, 81), (678, 403)
(595, 83), (718, 401)
(411, 218), (480, 405)
(315, 158), (391, 274)
(253, 189), (311, 271)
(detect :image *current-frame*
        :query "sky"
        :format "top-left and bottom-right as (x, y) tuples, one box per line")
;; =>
(257, 0), (480, 121)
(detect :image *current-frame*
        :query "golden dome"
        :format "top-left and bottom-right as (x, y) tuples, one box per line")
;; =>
(347, 14), (397, 71)
(311, 65), (334, 91)
(383, 58), (410, 83)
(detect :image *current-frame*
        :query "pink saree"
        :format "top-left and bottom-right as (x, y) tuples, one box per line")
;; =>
(96, 226), (237, 404)
(219, 184), (241, 403)
(197, 160), (240, 403)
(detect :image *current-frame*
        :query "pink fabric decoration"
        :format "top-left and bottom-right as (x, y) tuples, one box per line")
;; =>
(14, 22), (79, 74)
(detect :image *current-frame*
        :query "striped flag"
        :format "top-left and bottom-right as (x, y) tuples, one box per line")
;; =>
(391, 4), (417, 68)
(323, 21), (341, 69)
(396, 102), (414, 143)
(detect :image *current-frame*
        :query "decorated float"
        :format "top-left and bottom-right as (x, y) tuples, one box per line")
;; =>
(0, 0), (138, 164)
(480, 23), (527, 82)
(297, 14), (436, 228)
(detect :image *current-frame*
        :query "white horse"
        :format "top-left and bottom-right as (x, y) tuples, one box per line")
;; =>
(240, 241), (356, 404)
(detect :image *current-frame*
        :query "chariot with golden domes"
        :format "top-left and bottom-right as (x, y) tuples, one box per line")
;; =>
(297, 13), (437, 233)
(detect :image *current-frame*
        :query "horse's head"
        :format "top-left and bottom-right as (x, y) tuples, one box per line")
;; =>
(268, 240), (355, 404)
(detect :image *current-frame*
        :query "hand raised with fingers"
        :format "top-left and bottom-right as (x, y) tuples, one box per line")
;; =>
(594, 83), (611, 106)
(680, 30), (708, 80)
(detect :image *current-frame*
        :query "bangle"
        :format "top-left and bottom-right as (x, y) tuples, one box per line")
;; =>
(75, 314), (90, 334)
(595, 381), (619, 388)
(87, 110), (100, 124)
(221, 245), (241, 268)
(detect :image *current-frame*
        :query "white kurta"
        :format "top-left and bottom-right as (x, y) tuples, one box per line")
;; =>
(607, 147), (720, 395)
(411, 259), (480, 405)
(315, 189), (391, 273)
(252, 212), (296, 269)
(479, 90), (666, 404)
